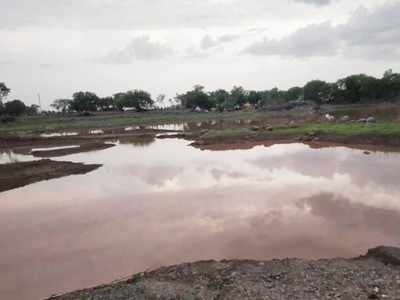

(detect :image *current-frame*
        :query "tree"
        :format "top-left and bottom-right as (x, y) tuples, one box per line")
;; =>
(51, 99), (72, 113)
(70, 91), (99, 112)
(26, 104), (40, 115)
(155, 94), (166, 108)
(247, 91), (262, 106)
(0, 82), (10, 103)
(177, 85), (214, 110)
(4, 100), (26, 116)
(230, 86), (247, 108)
(115, 90), (154, 111)
(97, 97), (114, 111)
(209, 89), (230, 111)
(286, 87), (303, 101)
(303, 80), (332, 103)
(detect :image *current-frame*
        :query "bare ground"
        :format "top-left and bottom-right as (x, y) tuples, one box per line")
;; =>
(48, 246), (400, 300)
(31, 142), (115, 157)
(0, 159), (101, 192)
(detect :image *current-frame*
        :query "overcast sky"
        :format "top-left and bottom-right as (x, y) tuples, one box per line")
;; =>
(1, 0), (400, 107)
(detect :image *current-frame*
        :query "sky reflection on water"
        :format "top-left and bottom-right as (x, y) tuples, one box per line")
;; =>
(1, 139), (400, 299)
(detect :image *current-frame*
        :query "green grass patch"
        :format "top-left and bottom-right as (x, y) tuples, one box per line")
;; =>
(272, 122), (400, 136)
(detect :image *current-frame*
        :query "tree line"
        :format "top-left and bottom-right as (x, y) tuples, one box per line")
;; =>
(0, 83), (39, 116)
(1, 69), (400, 116)
(177, 69), (400, 110)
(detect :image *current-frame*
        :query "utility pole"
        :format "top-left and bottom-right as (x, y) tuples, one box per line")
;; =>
(38, 93), (42, 112)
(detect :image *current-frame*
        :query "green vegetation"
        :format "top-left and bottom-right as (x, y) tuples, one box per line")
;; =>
(203, 122), (400, 141)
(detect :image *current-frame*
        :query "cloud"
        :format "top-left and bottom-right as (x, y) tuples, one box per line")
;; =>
(292, 0), (333, 6)
(102, 36), (174, 64)
(244, 1), (400, 60)
(244, 22), (338, 58)
(200, 35), (218, 50)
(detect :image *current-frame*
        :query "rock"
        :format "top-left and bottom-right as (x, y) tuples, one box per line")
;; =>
(366, 246), (400, 266)
(364, 151), (371, 155)
(325, 114), (335, 121)
(341, 115), (350, 122)
(367, 116), (377, 123)
(266, 126), (274, 131)
(358, 118), (367, 123)
(251, 126), (261, 131)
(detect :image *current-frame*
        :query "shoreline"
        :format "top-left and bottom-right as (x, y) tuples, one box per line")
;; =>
(48, 246), (400, 300)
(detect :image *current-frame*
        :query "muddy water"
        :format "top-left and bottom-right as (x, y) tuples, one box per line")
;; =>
(1, 139), (400, 299)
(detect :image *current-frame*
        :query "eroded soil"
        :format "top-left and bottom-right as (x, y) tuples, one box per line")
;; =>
(0, 159), (101, 192)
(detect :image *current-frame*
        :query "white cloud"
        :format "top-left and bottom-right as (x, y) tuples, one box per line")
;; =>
(292, 0), (333, 6)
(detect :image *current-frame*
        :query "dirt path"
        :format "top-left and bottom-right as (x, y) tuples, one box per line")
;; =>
(48, 246), (400, 300)
(0, 159), (101, 192)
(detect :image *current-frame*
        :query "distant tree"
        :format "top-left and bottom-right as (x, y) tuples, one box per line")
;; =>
(332, 74), (381, 103)
(247, 91), (262, 106)
(97, 97), (114, 111)
(51, 99), (72, 113)
(303, 80), (331, 103)
(115, 90), (154, 111)
(113, 93), (126, 111)
(70, 91), (99, 112)
(156, 94), (166, 108)
(4, 99), (26, 116)
(26, 104), (40, 115)
(177, 85), (214, 110)
(0, 82), (10, 103)
(209, 89), (230, 111)
(230, 86), (247, 108)
(286, 87), (303, 101)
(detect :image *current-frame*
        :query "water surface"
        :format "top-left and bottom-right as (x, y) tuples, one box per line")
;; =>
(1, 139), (400, 299)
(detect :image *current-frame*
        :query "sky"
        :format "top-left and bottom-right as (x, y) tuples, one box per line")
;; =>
(1, 0), (400, 108)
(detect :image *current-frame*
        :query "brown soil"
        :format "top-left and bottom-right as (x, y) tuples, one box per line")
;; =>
(191, 132), (400, 152)
(48, 246), (400, 300)
(31, 143), (115, 157)
(0, 159), (101, 192)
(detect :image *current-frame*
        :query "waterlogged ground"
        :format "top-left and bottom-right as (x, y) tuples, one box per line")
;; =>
(1, 138), (400, 299)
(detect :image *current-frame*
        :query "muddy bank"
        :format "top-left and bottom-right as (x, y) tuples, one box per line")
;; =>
(49, 246), (400, 300)
(0, 159), (101, 192)
(191, 132), (400, 152)
(31, 143), (115, 157)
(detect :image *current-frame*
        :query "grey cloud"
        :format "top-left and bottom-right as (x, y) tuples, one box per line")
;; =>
(244, 22), (338, 58)
(200, 35), (218, 50)
(244, 2), (400, 60)
(102, 36), (174, 64)
(0, 0), (327, 30)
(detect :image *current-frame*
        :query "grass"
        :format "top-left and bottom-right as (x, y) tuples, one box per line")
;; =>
(273, 122), (400, 136)
(202, 122), (400, 140)
(0, 110), (276, 135)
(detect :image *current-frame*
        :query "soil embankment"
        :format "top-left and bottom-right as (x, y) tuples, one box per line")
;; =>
(49, 246), (400, 300)
(0, 159), (101, 192)
(31, 143), (115, 157)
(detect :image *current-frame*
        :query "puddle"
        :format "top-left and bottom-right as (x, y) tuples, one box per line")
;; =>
(89, 129), (104, 135)
(0, 151), (37, 164)
(1, 140), (400, 299)
(40, 132), (78, 138)
(124, 126), (140, 131)
(146, 124), (185, 131)
(31, 145), (80, 152)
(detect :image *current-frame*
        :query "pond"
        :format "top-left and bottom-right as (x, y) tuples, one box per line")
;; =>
(1, 138), (400, 299)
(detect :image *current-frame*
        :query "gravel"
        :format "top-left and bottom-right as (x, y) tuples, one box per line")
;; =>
(48, 246), (400, 300)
